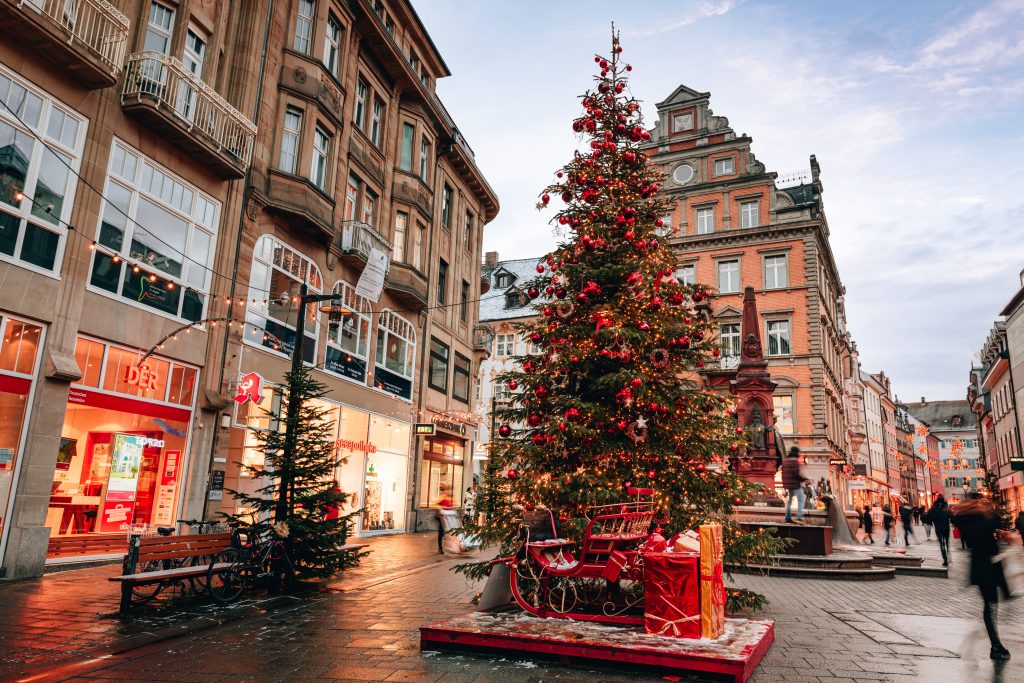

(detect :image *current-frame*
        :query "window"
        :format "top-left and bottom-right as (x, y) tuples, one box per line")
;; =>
(370, 98), (384, 146)
(505, 290), (522, 309)
(460, 280), (469, 322)
(495, 272), (513, 288)
(720, 323), (740, 358)
(675, 265), (695, 286)
(361, 187), (377, 227)
(773, 395), (795, 434)
(243, 235), (322, 363)
(413, 223), (424, 270)
(393, 211), (407, 263)
(453, 353), (471, 402)
(696, 207), (714, 234)
(0, 68), (85, 273)
(384, 17), (395, 35)
(279, 107), (302, 174)
(374, 310), (416, 400)
(764, 254), (788, 289)
(89, 141), (217, 322)
(409, 51), (420, 74)
(419, 436), (464, 508)
(324, 14), (342, 77)
(713, 157), (734, 176)
(419, 137), (431, 182)
(323, 280), (372, 382)
(354, 79), (367, 129)
(344, 174), (360, 221)
(429, 338), (449, 392)
(144, 1), (174, 54)
(294, 0), (315, 54)
(399, 123), (414, 171)
(717, 259), (740, 293)
(463, 211), (473, 251)
(311, 125), (330, 190)
(495, 333), (515, 357)
(437, 258), (448, 305)
(441, 185), (452, 230)
(767, 320), (791, 356)
(176, 28), (206, 121)
(740, 200), (759, 228)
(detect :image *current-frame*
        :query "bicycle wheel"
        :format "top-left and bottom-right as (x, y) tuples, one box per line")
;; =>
(207, 547), (246, 604)
(188, 553), (215, 595)
(129, 559), (166, 603)
(265, 545), (295, 594)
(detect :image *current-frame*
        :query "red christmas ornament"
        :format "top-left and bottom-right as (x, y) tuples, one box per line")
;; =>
(506, 469), (518, 479)
(536, 264), (545, 273)
(498, 424), (512, 438)
(507, 379), (518, 390)
(527, 413), (543, 427)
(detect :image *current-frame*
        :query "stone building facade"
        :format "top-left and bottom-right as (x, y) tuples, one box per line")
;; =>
(907, 399), (981, 505)
(642, 85), (855, 507)
(0, 0), (496, 578)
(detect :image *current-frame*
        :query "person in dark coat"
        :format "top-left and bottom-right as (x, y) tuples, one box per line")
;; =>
(899, 501), (915, 545)
(781, 447), (808, 523)
(930, 495), (951, 566)
(862, 504), (875, 544)
(882, 506), (894, 545)
(954, 492), (1010, 660)
(1015, 510), (1024, 543)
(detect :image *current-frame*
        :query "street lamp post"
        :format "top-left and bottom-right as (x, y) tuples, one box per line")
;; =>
(275, 283), (343, 523)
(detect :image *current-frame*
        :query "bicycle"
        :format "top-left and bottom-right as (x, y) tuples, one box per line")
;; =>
(206, 522), (296, 604)
(127, 519), (225, 602)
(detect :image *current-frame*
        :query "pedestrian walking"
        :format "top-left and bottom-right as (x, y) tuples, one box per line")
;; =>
(782, 447), (808, 523)
(922, 504), (933, 540)
(953, 492), (1011, 661)
(1015, 510), (1024, 544)
(862, 504), (875, 544)
(930, 495), (951, 566)
(434, 483), (454, 553)
(883, 506), (895, 545)
(899, 500), (916, 546)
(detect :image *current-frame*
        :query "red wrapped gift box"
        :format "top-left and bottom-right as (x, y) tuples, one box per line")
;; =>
(643, 551), (700, 638)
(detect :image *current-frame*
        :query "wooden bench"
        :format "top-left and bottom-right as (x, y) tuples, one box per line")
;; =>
(108, 532), (232, 613)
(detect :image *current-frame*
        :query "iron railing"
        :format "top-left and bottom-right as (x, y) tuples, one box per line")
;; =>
(19, 0), (129, 76)
(338, 220), (392, 263)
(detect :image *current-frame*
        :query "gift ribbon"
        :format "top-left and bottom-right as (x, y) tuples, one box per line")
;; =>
(647, 595), (701, 637)
(701, 563), (726, 606)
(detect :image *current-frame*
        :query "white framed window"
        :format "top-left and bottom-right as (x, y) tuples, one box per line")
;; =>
(243, 235), (323, 363)
(354, 79), (367, 129)
(89, 141), (218, 322)
(175, 27), (206, 121)
(441, 185), (452, 229)
(463, 211), (473, 252)
(675, 264), (695, 286)
(764, 254), (788, 289)
(344, 174), (359, 221)
(720, 323), (740, 358)
(393, 211), (407, 263)
(419, 137), (431, 182)
(717, 259), (740, 293)
(399, 123), (414, 171)
(0, 68), (86, 275)
(370, 98), (383, 146)
(773, 395), (795, 434)
(413, 222), (424, 270)
(713, 157), (734, 176)
(374, 309), (416, 401)
(279, 107), (302, 174)
(144, 1), (175, 54)
(696, 207), (714, 234)
(324, 280), (372, 383)
(294, 0), (315, 54)
(740, 200), (760, 228)
(311, 125), (330, 190)
(495, 333), (515, 357)
(362, 188), (377, 227)
(324, 14), (342, 77)
(766, 320), (791, 356)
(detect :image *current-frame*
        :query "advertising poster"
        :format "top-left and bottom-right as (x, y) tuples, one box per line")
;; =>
(106, 433), (145, 502)
(154, 450), (180, 525)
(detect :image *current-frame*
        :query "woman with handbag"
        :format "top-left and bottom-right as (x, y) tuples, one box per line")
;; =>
(953, 492), (1011, 661)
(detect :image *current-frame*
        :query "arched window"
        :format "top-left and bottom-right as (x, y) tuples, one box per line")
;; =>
(244, 235), (322, 363)
(373, 309), (415, 401)
(324, 280), (372, 383)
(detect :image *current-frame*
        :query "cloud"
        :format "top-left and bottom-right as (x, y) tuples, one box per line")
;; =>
(626, 0), (744, 38)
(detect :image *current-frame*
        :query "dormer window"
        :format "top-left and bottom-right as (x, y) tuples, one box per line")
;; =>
(495, 272), (514, 289)
(951, 415), (962, 427)
(505, 291), (520, 309)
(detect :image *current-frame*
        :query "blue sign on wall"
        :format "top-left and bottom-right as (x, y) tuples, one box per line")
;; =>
(374, 367), (412, 401)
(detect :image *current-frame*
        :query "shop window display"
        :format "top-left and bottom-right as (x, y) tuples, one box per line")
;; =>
(0, 315), (43, 560)
(419, 436), (465, 508)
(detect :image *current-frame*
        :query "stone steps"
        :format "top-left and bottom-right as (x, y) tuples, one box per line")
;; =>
(727, 561), (896, 581)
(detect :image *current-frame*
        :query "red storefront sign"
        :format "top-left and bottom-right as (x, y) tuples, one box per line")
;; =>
(234, 372), (264, 405)
(124, 363), (160, 390)
(67, 387), (191, 422)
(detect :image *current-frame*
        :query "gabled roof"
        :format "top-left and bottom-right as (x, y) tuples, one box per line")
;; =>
(656, 84), (710, 109)
(480, 257), (546, 322)
(905, 400), (977, 433)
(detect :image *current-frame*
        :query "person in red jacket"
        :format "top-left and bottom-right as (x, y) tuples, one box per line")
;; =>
(781, 447), (809, 524)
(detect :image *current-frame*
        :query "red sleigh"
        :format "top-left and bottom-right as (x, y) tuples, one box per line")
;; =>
(502, 488), (655, 625)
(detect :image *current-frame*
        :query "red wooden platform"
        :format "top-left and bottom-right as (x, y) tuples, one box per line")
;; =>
(420, 611), (774, 683)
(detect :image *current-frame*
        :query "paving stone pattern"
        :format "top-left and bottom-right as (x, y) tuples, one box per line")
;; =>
(2, 528), (1022, 682)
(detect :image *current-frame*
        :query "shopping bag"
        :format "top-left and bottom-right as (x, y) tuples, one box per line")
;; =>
(996, 549), (1024, 597)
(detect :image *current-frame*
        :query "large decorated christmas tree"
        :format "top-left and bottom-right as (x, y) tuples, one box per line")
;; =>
(462, 32), (782, 609)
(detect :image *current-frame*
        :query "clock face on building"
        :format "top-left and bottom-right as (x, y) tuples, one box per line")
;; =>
(672, 164), (694, 185)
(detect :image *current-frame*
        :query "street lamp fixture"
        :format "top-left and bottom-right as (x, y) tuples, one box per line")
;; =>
(320, 301), (354, 333)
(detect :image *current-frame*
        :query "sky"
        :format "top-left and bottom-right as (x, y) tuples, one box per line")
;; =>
(414, 0), (1024, 402)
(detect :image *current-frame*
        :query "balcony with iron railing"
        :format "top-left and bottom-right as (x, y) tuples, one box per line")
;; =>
(1, 0), (129, 88)
(336, 219), (392, 265)
(120, 52), (256, 179)
(473, 324), (494, 357)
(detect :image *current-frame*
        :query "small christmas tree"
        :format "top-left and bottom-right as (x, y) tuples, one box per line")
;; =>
(226, 367), (361, 578)
(460, 31), (781, 610)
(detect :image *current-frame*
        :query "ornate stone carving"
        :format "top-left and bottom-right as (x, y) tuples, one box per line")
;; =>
(742, 332), (761, 360)
(775, 191), (795, 208)
(747, 151), (766, 175)
(245, 196), (262, 221)
(293, 66), (307, 84)
(319, 75), (341, 115)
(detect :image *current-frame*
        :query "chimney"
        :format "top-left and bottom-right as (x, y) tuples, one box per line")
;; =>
(484, 251), (498, 269)
(920, 396), (926, 405)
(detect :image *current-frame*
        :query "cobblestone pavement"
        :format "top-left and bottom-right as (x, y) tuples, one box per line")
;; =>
(3, 528), (1023, 682)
